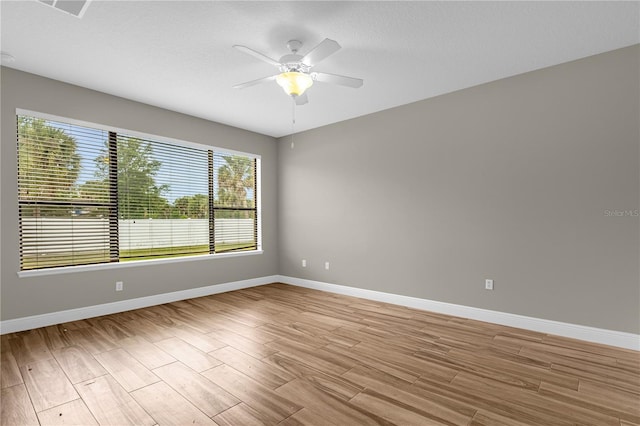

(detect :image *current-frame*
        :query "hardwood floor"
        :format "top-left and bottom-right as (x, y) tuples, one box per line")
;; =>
(1, 283), (638, 425)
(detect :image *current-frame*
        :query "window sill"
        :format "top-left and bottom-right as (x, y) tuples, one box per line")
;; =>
(17, 249), (263, 278)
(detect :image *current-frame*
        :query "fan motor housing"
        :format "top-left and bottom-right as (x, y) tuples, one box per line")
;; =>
(279, 54), (309, 73)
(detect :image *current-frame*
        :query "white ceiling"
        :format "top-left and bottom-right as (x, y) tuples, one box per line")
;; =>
(1, 1), (638, 138)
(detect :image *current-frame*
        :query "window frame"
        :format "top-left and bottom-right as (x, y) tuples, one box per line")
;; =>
(15, 108), (262, 277)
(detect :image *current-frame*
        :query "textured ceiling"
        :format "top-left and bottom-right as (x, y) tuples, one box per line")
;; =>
(1, 1), (638, 138)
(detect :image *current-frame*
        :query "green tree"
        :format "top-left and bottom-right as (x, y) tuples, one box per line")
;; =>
(18, 117), (81, 202)
(217, 155), (254, 208)
(95, 137), (170, 219)
(173, 194), (208, 219)
(78, 179), (109, 204)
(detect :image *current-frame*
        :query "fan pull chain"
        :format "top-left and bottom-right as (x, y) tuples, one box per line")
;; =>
(290, 96), (296, 149)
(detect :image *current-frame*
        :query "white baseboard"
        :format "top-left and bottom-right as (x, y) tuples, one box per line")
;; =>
(2, 274), (638, 351)
(0, 276), (278, 334)
(277, 275), (640, 351)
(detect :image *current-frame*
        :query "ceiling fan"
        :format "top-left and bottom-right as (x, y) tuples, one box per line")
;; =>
(232, 38), (363, 105)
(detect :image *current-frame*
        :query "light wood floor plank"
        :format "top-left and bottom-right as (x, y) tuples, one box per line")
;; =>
(323, 342), (419, 383)
(295, 321), (361, 347)
(518, 341), (620, 367)
(211, 345), (295, 390)
(60, 319), (92, 331)
(263, 352), (363, 400)
(206, 328), (278, 359)
(539, 380), (640, 423)
(39, 325), (74, 351)
(355, 340), (464, 382)
(256, 323), (327, 349)
(89, 317), (135, 341)
(203, 364), (301, 423)
(415, 375), (570, 426)
(542, 334), (639, 362)
(299, 311), (361, 330)
(94, 348), (160, 392)
(470, 409), (534, 426)
(9, 331), (53, 366)
(579, 379), (640, 405)
(1, 333), (12, 352)
(131, 381), (217, 425)
(152, 361), (239, 417)
(616, 358), (640, 380)
(1, 350), (23, 389)
(278, 407), (338, 426)
(549, 359), (640, 394)
(151, 305), (214, 333)
(36, 398), (99, 425)
(75, 375), (155, 426)
(168, 325), (227, 352)
(451, 371), (621, 426)
(348, 323), (438, 352)
(123, 318), (174, 342)
(68, 327), (118, 355)
(119, 336), (176, 370)
(343, 364), (477, 420)
(155, 336), (222, 372)
(20, 358), (79, 412)
(213, 403), (271, 426)
(170, 297), (222, 314)
(210, 309), (269, 331)
(265, 338), (355, 376)
(1, 384), (39, 426)
(276, 378), (393, 426)
(350, 388), (469, 425)
(52, 345), (108, 384)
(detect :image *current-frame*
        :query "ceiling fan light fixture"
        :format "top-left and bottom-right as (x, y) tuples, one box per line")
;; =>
(276, 71), (313, 96)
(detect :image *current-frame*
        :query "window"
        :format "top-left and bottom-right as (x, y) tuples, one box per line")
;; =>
(17, 112), (260, 271)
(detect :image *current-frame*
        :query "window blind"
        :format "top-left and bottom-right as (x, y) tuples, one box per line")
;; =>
(116, 133), (210, 261)
(18, 116), (115, 270)
(213, 152), (258, 253)
(17, 113), (260, 271)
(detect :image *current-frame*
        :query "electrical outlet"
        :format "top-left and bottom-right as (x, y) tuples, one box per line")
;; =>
(116, 281), (123, 291)
(325, 261), (330, 270)
(302, 259), (307, 267)
(485, 279), (494, 290)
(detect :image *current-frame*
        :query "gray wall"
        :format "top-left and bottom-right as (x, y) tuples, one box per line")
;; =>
(278, 45), (640, 334)
(1, 68), (278, 321)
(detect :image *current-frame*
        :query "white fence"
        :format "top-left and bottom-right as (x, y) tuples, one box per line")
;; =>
(21, 218), (254, 253)
(120, 219), (208, 250)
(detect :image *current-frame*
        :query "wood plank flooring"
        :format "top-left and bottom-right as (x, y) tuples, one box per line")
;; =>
(1, 283), (638, 425)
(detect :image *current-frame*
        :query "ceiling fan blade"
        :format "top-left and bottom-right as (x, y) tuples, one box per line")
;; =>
(301, 38), (341, 67)
(233, 45), (281, 67)
(294, 93), (308, 106)
(233, 75), (277, 89)
(312, 72), (363, 88)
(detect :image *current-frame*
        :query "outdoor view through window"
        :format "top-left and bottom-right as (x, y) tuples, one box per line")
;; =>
(17, 113), (259, 271)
